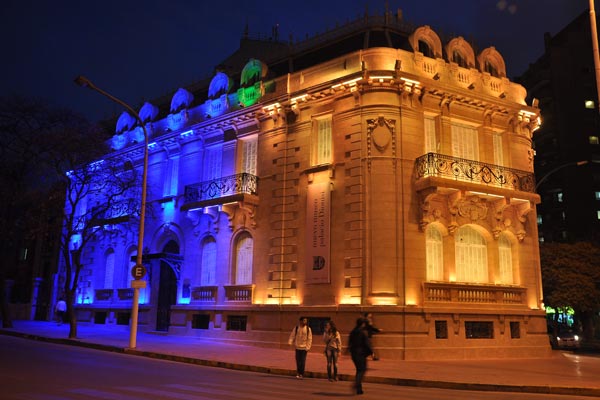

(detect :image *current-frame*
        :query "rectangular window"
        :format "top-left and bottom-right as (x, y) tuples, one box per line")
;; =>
(595, 191), (600, 200)
(435, 320), (448, 339)
(597, 210), (600, 220)
(465, 321), (494, 339)
(116, 312), (130, 325)
(313, 117), (332, 166)
(557, 192), (563, 202)
(94, 312), (107, 325)
(510, 322), (520, 339)
(590, 136), (599, 145)
(307, 317), (330, 335)
(537, 215), (542, 225)
(203, 146), (222, 181)
(241, 137), (257, 175)
(162, 156), (179, 197)
(192, 314), (210, 329)
(451, 123), (479, 161)
(585, 100), (595, 109)
(493, 133), (504, 166)
(424, 116), (437, 154)
(226, 315), (247, 331)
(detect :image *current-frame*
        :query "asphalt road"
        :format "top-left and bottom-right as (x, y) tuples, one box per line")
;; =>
(1, 335), (598, 400)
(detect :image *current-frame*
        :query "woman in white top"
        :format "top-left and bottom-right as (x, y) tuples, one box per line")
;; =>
(323, 320), (342, 381)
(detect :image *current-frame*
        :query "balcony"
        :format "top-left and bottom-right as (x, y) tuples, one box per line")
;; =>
(191, 286), (218, 302)
(415, 153), (535, 193)
(182, 173), (258, 210)
(224, 284), (255, 303)
(423, 282), (526, 306)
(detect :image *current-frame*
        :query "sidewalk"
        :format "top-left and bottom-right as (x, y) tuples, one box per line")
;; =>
(2, 320), (600, 397)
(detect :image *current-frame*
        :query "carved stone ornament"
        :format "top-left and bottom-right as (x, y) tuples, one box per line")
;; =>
(457, 196), (488, 222)
(367, 115), (395, 153)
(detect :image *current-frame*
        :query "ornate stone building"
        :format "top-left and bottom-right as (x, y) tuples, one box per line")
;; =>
(61, 13), (549, 359)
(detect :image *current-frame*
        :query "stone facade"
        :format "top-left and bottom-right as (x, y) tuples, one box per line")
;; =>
(63, 20), (550, 360)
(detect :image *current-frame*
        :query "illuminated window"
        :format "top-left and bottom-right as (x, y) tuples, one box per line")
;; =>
(498, 234), (513, 284)
(200, 237), (217, 286)
(537, 215), (543, 225)
(451, 123), (479, 161)
(313, 116), (332, 166)
(556, 192), (563, 202)
(595, 191), (600, 200)
(104, 249), (115, 289)
(493, 133), (504, 166)
(426, 225), (443, 281)
(585, 100), (595, 109)
(561, 211), (566, 221)
(590, 136), (599, 145)
(455, 225), (488, 283)
(597, 210), (600, 220)
(203, 146), (222, 181)
(234, 232), (253, 285)
(241, 137), (257, 175)
(162, 156), (179, 197)
(424, 116), (437, 154)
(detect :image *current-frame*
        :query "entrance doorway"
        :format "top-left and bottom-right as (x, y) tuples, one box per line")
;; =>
(156, 240), (178, 331)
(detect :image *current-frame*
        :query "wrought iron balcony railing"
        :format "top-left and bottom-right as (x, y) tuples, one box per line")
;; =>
(184, 173), (258, 204)
(415, 153), (535, 193)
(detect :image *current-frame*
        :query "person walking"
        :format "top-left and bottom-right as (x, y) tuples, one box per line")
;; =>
(363, 312), (381, 360)
(55, 298), (67, 326)
(348, 317), (372, 395)
(288, 317), (312, 379)
(323, 320), (342, 381)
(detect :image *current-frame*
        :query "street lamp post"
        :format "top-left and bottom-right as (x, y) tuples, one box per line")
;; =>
(74, 75), (148, 349)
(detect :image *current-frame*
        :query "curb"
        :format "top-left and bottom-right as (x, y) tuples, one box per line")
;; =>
(2, 329), (600, 398)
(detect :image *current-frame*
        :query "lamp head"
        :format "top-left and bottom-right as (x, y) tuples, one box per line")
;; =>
(74, 75), (94, 89)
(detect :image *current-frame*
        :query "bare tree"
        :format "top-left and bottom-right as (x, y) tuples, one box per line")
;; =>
(43, 124), (141, 339)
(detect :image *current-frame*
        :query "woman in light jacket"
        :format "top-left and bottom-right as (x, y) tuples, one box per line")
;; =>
(323, 320), (342, 381)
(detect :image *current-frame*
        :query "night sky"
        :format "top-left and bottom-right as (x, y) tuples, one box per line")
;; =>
(0, 0), (591, 122)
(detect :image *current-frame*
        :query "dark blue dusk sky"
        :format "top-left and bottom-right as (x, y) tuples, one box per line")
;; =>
(0, 0), (590, 122)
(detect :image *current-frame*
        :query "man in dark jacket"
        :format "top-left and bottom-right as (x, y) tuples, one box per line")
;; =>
(348, 318), (372, 395)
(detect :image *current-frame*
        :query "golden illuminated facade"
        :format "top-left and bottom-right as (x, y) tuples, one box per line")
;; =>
(67, 16), (550, 360)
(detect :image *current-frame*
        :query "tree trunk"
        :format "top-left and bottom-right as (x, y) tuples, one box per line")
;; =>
(66, 290), (77, 339)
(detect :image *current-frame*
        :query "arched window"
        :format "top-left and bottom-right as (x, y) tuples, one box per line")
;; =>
(455, 225), (488, 283)
(418, 40), (433, 58)
(453, 50), (467, 68)
(234, 233), (253, 285)
(200, 237), (217, 286)
(498, 234), (513, 284)
(104, 249), (115, 289)
(426, 225), (443, 281)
